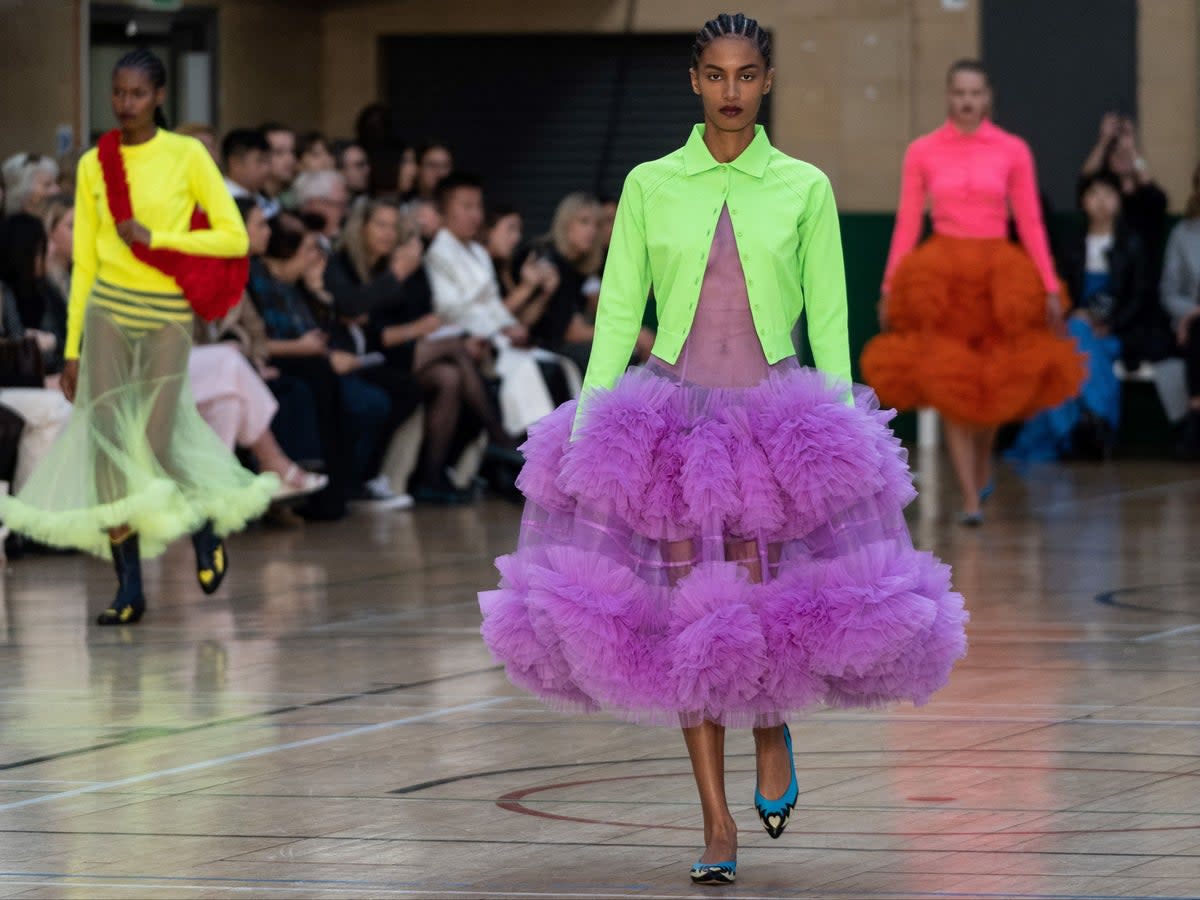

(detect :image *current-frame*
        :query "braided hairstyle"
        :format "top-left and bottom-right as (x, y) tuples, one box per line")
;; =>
(114, 48), (169, 129)
(690, 13), (772, 69)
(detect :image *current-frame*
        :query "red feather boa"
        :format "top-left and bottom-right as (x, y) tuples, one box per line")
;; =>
(96, 130), (248, 321)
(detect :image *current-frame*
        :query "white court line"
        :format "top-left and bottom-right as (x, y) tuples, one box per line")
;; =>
(0, 698), (506, 812)
(1134, 623), (1200, 643)
(1031, 476), (1200, 513)
(0, 882), (923, 900)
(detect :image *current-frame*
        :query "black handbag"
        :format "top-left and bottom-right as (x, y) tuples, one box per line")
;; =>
(0, 336), (45, 389)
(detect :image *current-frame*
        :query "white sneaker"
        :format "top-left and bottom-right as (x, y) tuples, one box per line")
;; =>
(353, 475), (415, 510)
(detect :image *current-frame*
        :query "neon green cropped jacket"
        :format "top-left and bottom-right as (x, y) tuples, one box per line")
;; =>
(580, 124), (851, 406)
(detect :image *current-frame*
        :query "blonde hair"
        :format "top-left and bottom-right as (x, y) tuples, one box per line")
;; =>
(339, 196), (403, 282)
(549, 191), (602, 274)
(41, 194), (73, 236)
(2, 152), (59, 215)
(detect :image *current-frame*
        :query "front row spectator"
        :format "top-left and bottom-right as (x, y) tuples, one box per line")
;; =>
(425, 172), (561, 434)
(1161, 163), (1200, 459)
(1007, 173), (1155, 461)
(249, 211), (409, 511)
(327, 198), (521, 502)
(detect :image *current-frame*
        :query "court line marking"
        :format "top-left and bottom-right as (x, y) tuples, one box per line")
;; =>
(1135, 623), (1200, 643)
(0, 876), (1195, 900)
(0, 698), (506, 812)
(0, 666), (502, 773)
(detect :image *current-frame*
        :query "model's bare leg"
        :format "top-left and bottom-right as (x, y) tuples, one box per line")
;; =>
(682, 719), (738, 864)
(667, 538), (737, 862)
(972, 426), (998, 498)
(726, 538), (792, 802)
(944, 421), (981, 516)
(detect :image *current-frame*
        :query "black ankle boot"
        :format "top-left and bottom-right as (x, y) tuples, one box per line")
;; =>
(98, 534), (146, 625)
(192, 521), (228, 595)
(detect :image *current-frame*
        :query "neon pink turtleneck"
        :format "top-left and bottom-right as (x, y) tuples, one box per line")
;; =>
(881, 119), (1059, 294)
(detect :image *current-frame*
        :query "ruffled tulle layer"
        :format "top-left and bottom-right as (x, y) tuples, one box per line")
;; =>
(0, 472), (276, 559)
(861, 236), (1086, 427)
(479, 362), (968, 728)
(0, 304), (276, 559)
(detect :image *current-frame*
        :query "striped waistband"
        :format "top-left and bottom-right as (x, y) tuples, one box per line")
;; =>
(92, 279), (191, 331)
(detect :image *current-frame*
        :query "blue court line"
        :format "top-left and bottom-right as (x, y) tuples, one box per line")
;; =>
(0, 698), (506, 812)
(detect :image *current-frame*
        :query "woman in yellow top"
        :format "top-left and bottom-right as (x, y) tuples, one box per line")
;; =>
(0, 49), (276, 625)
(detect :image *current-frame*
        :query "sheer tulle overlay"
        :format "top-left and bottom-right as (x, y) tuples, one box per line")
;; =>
(478, 208), (968, 728)
(0, 299), (276, 559)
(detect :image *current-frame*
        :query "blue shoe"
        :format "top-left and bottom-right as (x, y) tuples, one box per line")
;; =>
(754, 723), (798, 839)
(979, 482), (995, 505)
(690, 859), (736, 885)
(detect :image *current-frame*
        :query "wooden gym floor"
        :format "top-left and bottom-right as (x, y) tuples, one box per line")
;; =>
(0, 453), (1198, 900)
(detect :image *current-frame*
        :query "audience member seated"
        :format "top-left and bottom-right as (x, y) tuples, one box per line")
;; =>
(0, 214), (61, 368)
(1160, 162), (1200, 459)
(396, 145), (419, 198)
(0, 214), (72, 494)
(410, 140), (454, 202)
(1081, 113), (1169, 271)
(355, 103), (402, 197)
(260, 122), (298, 215)
(335, 140), (372, 202)
(39, 196), (72, 373)
(250, 211), (406, 510)
(2, 153), (62, 217)
(194, 198), (326, 501)
(327, 199), (518, 503)
(294, 170), (349, 252)
(222, 128), (273, 216)
(486, 203), (561, 333)
(425, 172), (563, 433)
(1008, 173), (1155, 461)
(296, 131), (336, 173)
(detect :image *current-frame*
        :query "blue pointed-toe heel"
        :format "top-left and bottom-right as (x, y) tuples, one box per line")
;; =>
(754, 722), (798, 839)
(979, 481), (995, 505)
(690, 859), (736, 885)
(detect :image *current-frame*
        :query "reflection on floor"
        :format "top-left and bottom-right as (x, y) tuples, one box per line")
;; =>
(0, 455), (1198, 899)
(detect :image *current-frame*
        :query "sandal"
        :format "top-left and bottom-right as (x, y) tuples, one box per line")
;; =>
(272, 464), (329, 502)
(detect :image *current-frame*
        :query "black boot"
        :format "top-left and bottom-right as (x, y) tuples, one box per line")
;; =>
(191, 521), (228, 595)
(98, 533), (146, 625)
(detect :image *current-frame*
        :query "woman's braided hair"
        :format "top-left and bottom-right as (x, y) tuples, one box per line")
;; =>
(114, 48), (169, 128)
(690, 13), (772, 69)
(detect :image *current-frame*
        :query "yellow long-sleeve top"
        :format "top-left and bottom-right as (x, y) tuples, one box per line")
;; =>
(66, 129), (249, 360)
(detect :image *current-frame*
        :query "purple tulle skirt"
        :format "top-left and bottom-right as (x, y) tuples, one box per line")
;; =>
(478, 361), (968, 728)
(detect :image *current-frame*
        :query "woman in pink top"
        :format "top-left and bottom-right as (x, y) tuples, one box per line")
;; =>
(862, 60), (1084, 524)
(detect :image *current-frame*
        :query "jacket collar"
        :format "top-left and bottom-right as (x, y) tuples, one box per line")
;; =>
(683, 123), (772, 177)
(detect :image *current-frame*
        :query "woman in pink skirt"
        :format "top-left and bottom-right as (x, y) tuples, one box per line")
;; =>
(479, 13), (968, 886)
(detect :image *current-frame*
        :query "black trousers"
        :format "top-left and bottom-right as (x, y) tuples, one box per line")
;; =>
(1185, 317), (1200, 399)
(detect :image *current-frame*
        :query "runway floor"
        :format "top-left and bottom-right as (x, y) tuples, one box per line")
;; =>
(0, 452), (1198, 900)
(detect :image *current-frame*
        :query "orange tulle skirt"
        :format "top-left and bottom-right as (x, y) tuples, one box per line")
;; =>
(861, 236), (1086, 427)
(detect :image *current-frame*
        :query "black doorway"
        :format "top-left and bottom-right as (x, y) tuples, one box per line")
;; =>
(380, 33), (772, 231)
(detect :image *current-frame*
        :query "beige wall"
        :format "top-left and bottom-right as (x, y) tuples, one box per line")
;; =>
(318, 0), (979, 210)
(2, 1), (1196, 210)
(1138, 0), (1200, 208)
(0, 0), (81, 161)
(184, 0), (323, 131)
